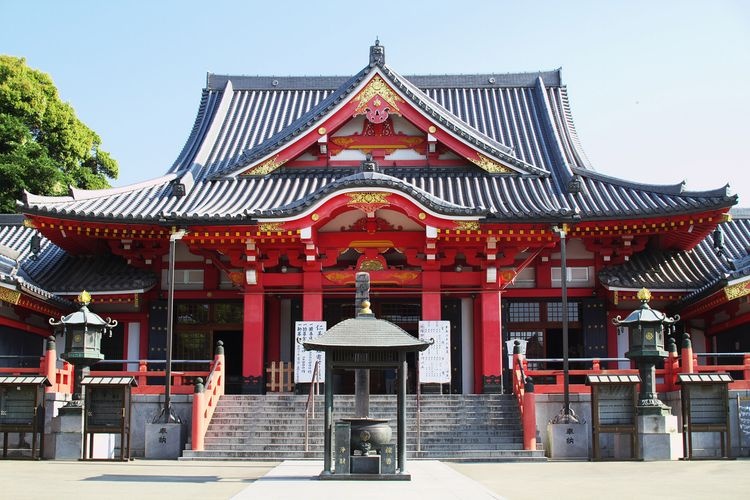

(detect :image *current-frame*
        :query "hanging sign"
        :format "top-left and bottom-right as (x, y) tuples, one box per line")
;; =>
(418, 321), (451, 384)
(294, 321), (326, 383)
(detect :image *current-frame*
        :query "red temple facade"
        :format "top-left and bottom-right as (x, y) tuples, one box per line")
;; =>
(1, 42), (745, 396)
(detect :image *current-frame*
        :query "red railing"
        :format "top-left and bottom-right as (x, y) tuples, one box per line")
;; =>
(515, 346), (750, 395)
(511, 344), (750, 454)
(94, 359), (213, 394)
(190, 349), (225, 452)
(0, 338), (217, 396)
(0, 342), (73, 394)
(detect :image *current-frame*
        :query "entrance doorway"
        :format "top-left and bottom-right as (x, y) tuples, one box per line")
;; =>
(319, 298), (464, 394)
(214, 331), (243, 394)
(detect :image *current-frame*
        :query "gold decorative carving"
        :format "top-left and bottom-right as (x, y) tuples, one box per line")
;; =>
(311, 213), (320, 221)
(0, 287), (21, 305)
(347, 192), (390, 205)
(244, 155), (286, 176)
(428, 125), (437, 134)
(418, 213), (427, 220)
(323, 270), (420, 286)
(724, 280), (750, 301)
(22, 219), (37, 229)
(353, 75), (404, 116)
(470, 153), (513, 174)
(637, 287), (652, 302)
(318, 127), (327, 135)
(258, 222), (284, 233)
(454, 221), (480, 231)
(359, 259), (385, 271)
(347, 192), (391, 215)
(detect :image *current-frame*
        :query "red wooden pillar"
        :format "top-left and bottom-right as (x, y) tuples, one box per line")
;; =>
(422, 270), (441, 321)
(480, 288), (503, 393)
(242, 285), (265, 393)
(303, 271), (323, 321)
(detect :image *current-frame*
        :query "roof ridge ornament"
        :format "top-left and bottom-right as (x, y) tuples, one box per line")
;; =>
(369, 38), (385, 66)
(359, 153), (379, 173)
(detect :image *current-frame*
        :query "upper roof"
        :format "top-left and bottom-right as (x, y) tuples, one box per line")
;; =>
(20, 42), (737, 226)
(170, 65), (574, 180)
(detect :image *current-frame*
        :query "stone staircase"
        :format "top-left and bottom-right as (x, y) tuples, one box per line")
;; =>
(180, 393), (545, 462)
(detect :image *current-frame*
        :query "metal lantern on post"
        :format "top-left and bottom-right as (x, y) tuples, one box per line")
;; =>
(613, 287), (679, 415)
(49, 291), (117, 410)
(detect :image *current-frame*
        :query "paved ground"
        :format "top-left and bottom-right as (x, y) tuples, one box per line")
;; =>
(0, 458), (748, 500)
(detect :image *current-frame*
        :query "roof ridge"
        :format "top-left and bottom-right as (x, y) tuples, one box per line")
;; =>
(24, 174), (177, 205)
(206, 69), (563, 91)
(571, 166), (735, 199)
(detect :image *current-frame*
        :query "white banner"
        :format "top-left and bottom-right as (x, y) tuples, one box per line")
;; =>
(418, 321), (451, 384)
(294, 321), (326, 383)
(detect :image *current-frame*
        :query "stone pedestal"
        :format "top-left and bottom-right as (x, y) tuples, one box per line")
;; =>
(145, 422), (183, 459)
(637, 414), (682, 461)
(547, 422), (589, 459)
(51, 407), (84, 460)
(351, 455), (380, 474)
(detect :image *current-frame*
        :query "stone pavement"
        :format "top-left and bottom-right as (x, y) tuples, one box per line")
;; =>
(1, 458), (748, 500)
(231, 460), (501, 500)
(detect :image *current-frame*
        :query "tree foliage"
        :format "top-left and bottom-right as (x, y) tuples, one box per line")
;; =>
(0, 55), (118, 212)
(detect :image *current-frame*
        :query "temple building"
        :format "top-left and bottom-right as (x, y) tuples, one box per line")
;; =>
(1, 42), (744, 396)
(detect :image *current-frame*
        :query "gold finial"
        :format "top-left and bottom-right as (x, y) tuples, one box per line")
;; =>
(637, 287), (651, 302)
(77, 290), (92, 305)
(360, 300), (372, 315)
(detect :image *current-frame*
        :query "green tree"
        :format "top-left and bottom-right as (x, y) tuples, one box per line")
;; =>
(0, 55), (118, 212)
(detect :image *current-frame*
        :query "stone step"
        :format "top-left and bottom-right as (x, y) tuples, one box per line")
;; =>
(179, 450), (546, 462)
(205, 436), (522, 450)
(205, 428), (522, 437)
(185, 394), (539, 462)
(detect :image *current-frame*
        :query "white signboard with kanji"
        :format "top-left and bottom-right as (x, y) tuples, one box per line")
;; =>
(418, 321), (451, 384)
(294, 321), (326, 383)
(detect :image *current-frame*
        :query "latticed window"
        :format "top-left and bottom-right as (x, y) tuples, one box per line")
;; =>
(214, 303), (242, 324)
(176, 303), (209, 324)
(175, 331), (210, 360)
(508, 302), (540, 322)
(547, 302), (580, 322)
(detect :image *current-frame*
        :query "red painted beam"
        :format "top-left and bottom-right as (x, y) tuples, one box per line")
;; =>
(0, 316), (51, 337)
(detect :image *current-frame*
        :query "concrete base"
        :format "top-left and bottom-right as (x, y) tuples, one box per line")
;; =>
(51, 409), (83, 460)
(320, 472), (411, 481)
(637, 414), (682, 461)
(144, 422), (183, 459)
(547, 423), (589, 459)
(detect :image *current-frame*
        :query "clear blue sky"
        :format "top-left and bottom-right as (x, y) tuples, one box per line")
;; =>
(2, 0), (748, 205)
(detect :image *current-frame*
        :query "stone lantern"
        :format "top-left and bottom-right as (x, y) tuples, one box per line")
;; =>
(49, 290), (118, 410)
(613, 287), (679, 415)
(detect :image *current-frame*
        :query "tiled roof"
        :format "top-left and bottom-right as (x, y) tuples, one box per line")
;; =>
(23, 167), (735, 223)
(599, 208), (750, 297)
(169, 65), (575, 180)
(0, 215), (156, 297)
(20, 45), (737, 224)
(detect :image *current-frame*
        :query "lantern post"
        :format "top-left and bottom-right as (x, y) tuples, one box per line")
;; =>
(613, 287), (683, 459)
